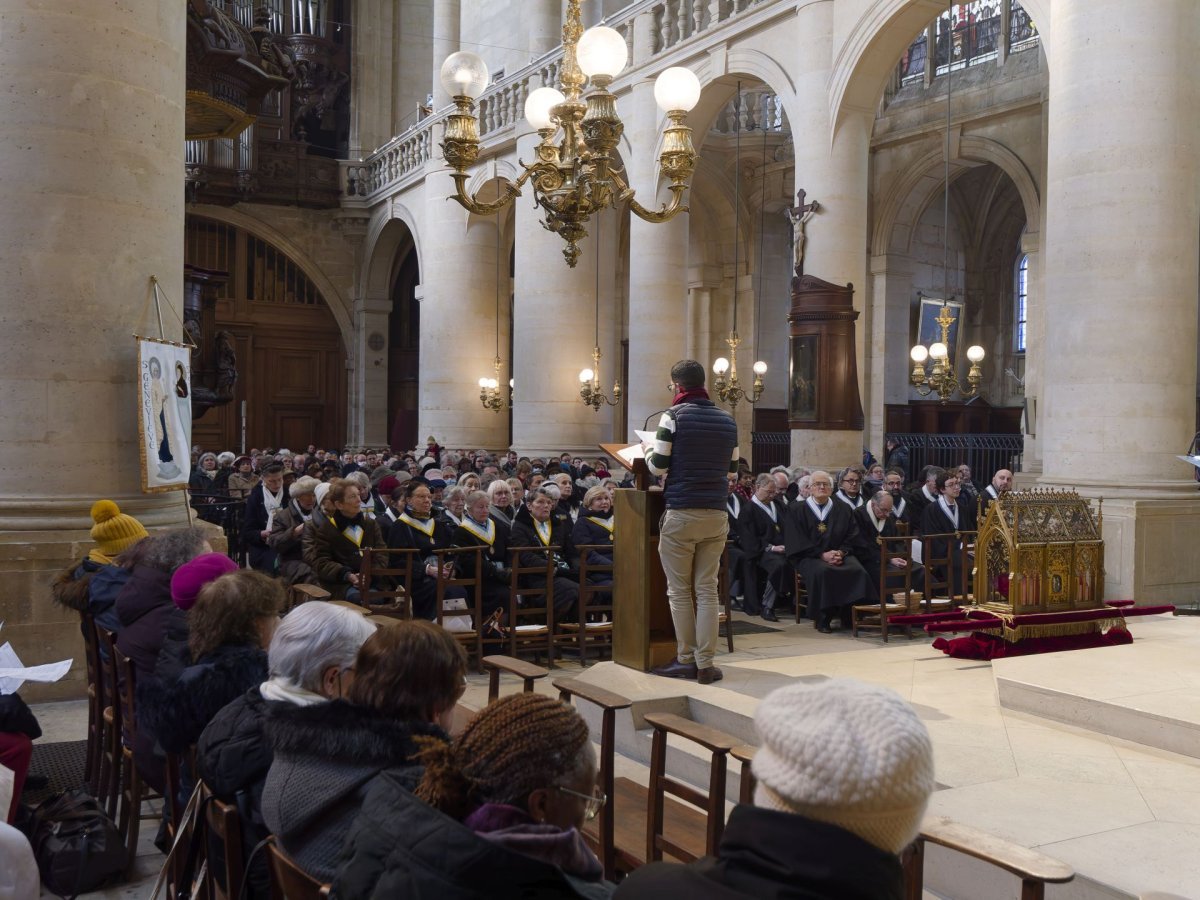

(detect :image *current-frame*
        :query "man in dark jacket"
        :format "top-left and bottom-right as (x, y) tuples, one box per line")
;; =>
(884, 436), (910, 480)
(243, 463), (286, 573)
(614, 678), (934, 900)
(647, 360), (739, 685)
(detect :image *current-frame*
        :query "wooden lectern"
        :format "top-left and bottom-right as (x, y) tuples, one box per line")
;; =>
(600, 443), (677, 671)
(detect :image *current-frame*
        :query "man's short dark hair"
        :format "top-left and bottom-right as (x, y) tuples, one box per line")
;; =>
(670, 359), (706, 390)
(263, 463), (284, 476)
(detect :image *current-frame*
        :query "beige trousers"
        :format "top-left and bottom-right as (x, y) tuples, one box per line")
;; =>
(657, 508), (728, 669)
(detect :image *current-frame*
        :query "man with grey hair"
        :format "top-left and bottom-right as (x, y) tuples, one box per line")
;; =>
(197, 602), (376, 897)
(742, 473), (793, 621)
(853, 490), (923, 600)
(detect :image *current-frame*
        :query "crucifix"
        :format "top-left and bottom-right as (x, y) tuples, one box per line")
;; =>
(786, 189), (820, 275)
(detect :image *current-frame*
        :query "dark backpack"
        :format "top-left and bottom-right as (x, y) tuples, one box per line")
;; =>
(28, 788), (126, 898)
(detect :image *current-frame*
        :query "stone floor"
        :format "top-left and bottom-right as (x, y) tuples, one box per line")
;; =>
(25, 610), (1200, 899)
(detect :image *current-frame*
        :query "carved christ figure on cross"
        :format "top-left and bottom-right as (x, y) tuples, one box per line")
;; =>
(787, 189), (820, 275)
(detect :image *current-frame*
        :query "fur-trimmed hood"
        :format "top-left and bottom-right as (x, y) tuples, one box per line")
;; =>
(265, 699), (445, 768)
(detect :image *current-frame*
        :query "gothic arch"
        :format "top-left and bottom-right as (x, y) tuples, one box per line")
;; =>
(190, 203), (354, 353)
(363, 200), (423, 304)
(830, 0), (1052, 137)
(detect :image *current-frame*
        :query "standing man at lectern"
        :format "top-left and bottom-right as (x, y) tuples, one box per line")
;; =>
(646, 360), (740, 685)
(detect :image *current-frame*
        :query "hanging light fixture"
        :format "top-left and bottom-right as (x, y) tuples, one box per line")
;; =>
(579, 225), (620, 411)
(438, 0), (701, 267)
(909, 5), (984, 403)
(479, 213), (512, 412)
(712, 82), (766, 413)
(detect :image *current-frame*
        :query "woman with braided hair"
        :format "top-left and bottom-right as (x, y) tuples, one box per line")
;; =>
(333, 693), (613, 899)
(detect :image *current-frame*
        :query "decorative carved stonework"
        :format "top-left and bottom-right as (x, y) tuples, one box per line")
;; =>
(186, 0), (290, 140)
(286, 34), (350, 144)
(788, 275), (864, 431)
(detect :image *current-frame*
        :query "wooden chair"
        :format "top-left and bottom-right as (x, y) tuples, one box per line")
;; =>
(93, 625), (123, 819)
(483, 655), (549, 702)
(359, 546), (417, 618)
(903, 816), (1074, 900)
(112, 644), (165, 876)
(286, 582), (331, 612)
(852, 534), (919, 641)
(506, 546), (558, 665)
(202, 785), (245, 900)
(554, 677), (632, 880)
(431, 545), (487, 669)
(645, 711), (740, 863)
(266, 836), (330, 899)
(559, 544), (614, 665)
(731, 744), (756, 805)
(716, 545), (735, 653)
(921, 530), (977, 612)
(80, 612), (104, 796)
(792, 571), (809, 623)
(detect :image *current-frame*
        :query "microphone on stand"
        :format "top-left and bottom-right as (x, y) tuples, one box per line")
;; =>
(643, 408), (670, 433)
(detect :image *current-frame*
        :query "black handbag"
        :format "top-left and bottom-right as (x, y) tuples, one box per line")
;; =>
(28, 788), (126, 898)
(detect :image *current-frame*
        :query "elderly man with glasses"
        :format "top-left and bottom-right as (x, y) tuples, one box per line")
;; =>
(784, 471), (875, 633)
(834, 466), (866, 510)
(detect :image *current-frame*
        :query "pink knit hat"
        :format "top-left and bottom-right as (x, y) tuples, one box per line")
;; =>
(171, 553), (239, 610)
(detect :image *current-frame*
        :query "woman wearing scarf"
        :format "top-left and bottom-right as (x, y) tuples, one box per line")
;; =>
(303, 479), (385, 602)
(570, 486), (614, 597)
(387, 480), (461, 620)
(452, 490), (511, 622)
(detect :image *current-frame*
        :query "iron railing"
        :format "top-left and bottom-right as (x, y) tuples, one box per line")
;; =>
(886, 433), (1023, 483)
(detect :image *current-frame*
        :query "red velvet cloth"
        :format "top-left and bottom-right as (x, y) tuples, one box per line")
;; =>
(0, 731), (32, 823)
(931, 628), (1134, 660)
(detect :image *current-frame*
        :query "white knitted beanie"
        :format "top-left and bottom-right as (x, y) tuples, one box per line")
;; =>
(751, 678), (934, 855)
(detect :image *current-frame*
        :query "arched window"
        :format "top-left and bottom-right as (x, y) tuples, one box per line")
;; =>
(1014, 253), (1029, 353)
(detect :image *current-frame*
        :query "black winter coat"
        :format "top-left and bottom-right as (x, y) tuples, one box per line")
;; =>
(613, 805), (903, 900)
(332, 770), (613, 900)
(114, 565), (175, 684)
(262, 700), (448, 883)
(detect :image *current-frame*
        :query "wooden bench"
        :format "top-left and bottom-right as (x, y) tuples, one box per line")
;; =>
(482, 655), (549, 702)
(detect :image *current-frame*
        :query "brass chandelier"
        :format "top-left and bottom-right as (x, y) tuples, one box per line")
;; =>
(438, 0), (702, 267)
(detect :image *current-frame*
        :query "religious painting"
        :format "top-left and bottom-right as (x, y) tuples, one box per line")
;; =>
(789, 334), (819, 421)
(916, 297), (965, 370)
(137, 337), (193, 492)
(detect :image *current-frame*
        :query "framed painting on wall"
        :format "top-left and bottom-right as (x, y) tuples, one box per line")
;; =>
(789, 334), (819, 421)
(916, 296), (965, 369)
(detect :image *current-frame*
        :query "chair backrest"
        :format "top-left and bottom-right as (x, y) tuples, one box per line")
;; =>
(81, 612), (102, 706)
(575, 543), (614, 616)
(643, 712), (740, 863)
(730, 745), (756, 805)
(266, 836), (330, 900)
(432, 545), (483, 663)
(921, 530), (977, 603)
(287, 583), (331, 612)
(507, 546), (558, 658)
(483, 655), (549, 702)
(555, 676), (632, 881)
(877, 534), (916, 599)
(360, 547), (417, 617)
(111, 641), (139, 743)
(204, 786), (244, 900)
(903, 815), (1073, 900)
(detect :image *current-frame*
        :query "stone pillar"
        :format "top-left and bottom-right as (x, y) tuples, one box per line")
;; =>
(420, 170), (509, 449)
(0, 0), (187, 698)
(430, 0), (462, 112)
(527, 1), (562, 57)
(1040, 0), (1200, 602)
(787, 0), (871, 464)
(621, 69), (689, 437)
(353, 300), (392, 446)
(512, 134), (610, 456)
(867, 255), (914, 455)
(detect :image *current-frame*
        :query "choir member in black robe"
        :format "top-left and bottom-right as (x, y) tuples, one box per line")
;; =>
(387, 480), (465, 620)
(853, 491), (923, 599)
(834, 467), (866, 512)
(509, 486), (580, 620)
(725, 475), (749, 611)
(570, 486), (614, 588)
(978, 468), (1014, 522)
(906, 467), (944, 535)
(784, 471), (875, 633)
(451, 490), (511, 618)
(920, 470), (976, 598)
(741, 474), (793, 622)
(883, 469), (914, 528)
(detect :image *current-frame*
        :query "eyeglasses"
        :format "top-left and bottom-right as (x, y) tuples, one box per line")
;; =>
(667, 382), (678, 394)
(554, 784), (607, 821)
(811, 481), (832, 489)
(841, 477), (860, 484)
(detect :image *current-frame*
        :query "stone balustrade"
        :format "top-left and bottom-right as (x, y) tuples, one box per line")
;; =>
(339, 0), (781, 205)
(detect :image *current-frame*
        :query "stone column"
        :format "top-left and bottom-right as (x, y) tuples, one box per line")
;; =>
(1040, 0), (1200, 602)
(787, 0), (871, 465)
(430, 0), (462, 112)
(512, 134), (610, 457)
(621, 71), (689, 437)
(352, 299), (392, 446)
(867, 255), (914, 455)
(0, 0), (187, 697)
(526, 1), (562, 57)
(420, 169), (509, 450)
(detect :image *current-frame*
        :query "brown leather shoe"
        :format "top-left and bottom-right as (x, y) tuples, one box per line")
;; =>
(651, 658), (698, 679)
(697, 666), (724, 685)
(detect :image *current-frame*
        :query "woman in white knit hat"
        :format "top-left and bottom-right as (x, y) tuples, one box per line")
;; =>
(614, 677), (934, 900)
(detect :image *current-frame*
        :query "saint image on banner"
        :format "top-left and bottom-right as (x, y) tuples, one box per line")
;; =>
(138, 337), (192, 492)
